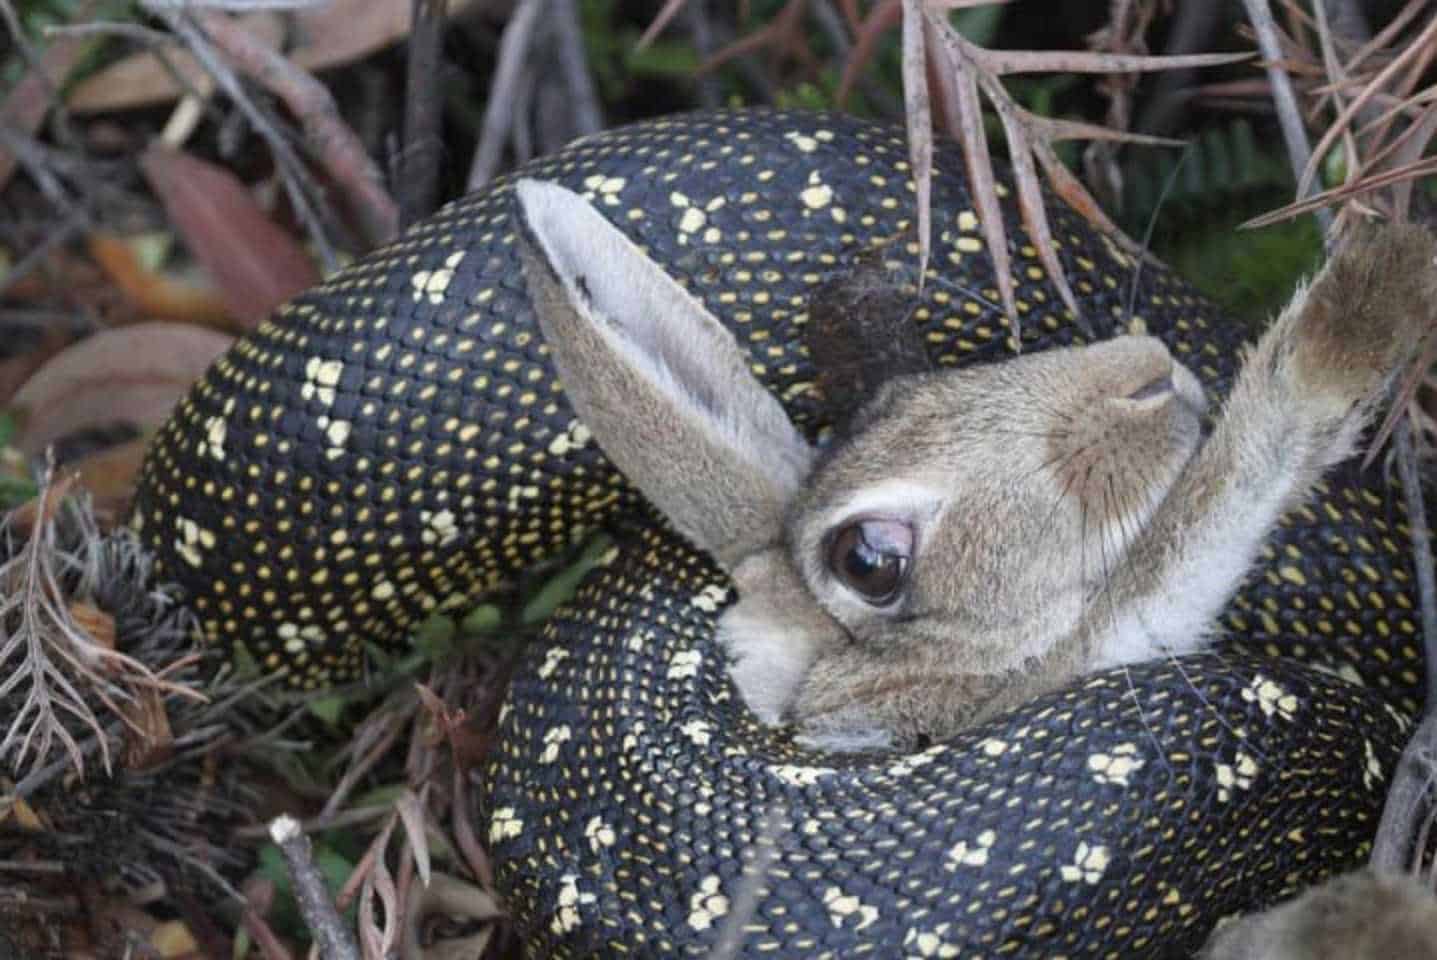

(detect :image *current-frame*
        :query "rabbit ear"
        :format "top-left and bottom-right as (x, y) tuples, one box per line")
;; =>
(515, 179), (816, 569)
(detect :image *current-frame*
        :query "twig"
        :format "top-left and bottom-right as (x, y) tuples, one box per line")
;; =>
(269, 814), (361, 960)
(680, 0), (723, 108)
(0, 0), (97, 192)
(1239, 0), (1333, 237)
(1398, 415), (1437, 715)
(1371, 711), (1437, 872)
(552, 0), (603, 138)
(1370, 415), (1437, 872)
(139, 3), (342, 271)
(191, 9), (398, 247)
(0, 124), (78, 212)
(400, 0), (448, 228)
(0, 205), (88, 301)
(467, 0), (546, 189)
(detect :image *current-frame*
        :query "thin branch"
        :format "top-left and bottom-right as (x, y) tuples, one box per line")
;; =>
(552, 0), (603, 138)
(400, 0), (448, 228)
(1240, 0), (1333, 237)
(270, 814), (361, 960)
(139, 3), (342, 271)
(467, 0), (546, 189)
(191, 9), (398, 247)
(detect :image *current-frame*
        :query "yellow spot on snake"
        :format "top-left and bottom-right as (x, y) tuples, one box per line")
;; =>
(678, 207), (706, 234)
(547, 421), (592, 456)
(667, 648), (702, 680)
(801, 181), (833, 210)
(1363, 738), (1382, 790)
(537, 647), (568, 680)
(823, 886), (878, 931)
(539, 725), (571, 764)
(410, 250), (466, 305)
(1241, 676), (1299, 720)
(324, 419), (351, 448)
(202, 416), (227, 461)
(301, 357), (343, 406)
(584, 816), (615, 852)
(786, 131), (820, 152)
(1215, 751), (1258, 802)
(680, 719), (713, 747)
(550, 874), (594, 935)
(687, 874), (730, 931)
(946, 829), (995, 868)
(691, 583), (729, 612)
(488, 807), (522, 844)
(769, 764), (834, 787)
(421, 509), (460, 547)
(978, 738), (1009, 757)
(1088, 743), (1144, 787)
(1060, 842), (1110, 884)
(904, 924), (963, 958)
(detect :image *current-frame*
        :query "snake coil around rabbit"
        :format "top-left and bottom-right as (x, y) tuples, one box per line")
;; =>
(133, 111), (1437, 957)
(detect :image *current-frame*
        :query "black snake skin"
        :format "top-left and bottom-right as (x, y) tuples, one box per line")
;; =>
(132, 110), (1426, 956)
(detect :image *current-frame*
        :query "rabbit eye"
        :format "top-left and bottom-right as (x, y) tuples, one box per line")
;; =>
(828, 519), (912, 605)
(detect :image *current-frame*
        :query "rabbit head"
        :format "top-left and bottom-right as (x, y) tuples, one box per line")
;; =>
(515, 179), (1208, 752)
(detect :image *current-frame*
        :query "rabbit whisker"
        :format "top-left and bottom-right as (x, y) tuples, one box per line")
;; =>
(1097, 477), (1173, 773)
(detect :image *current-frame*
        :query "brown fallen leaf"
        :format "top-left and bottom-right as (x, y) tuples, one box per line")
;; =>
(0, 325), (75, 408)
(87, 232), (234, 332)
(120, 684), (175, 772)
(10, 322), (233, 459)
(66, 11), (285, 114)
(68, 437), (151, 524)
(5, 471), (78, 537)
(68, 602), (117, 652)
(67, 0), (479, 113)
(139, 146), (320, 328)
(0, 0), (103, 192)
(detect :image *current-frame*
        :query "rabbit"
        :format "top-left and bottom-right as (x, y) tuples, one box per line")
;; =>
(1199, 868), (1437, 960)
(513, 177), (1437, 753)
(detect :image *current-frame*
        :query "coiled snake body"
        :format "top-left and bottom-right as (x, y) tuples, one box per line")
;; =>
(133, 110), (1426, 957)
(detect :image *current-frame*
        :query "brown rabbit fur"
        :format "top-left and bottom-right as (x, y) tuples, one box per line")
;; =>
(515, 177), (1437, 753)
(1200, 868), (1437, 960)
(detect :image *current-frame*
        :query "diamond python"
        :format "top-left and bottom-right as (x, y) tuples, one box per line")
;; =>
(131, 110), (1426, 956)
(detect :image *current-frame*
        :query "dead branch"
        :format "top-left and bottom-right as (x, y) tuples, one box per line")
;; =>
(190, 9), (399, 247)
(400, 0), (448, 228)
(467, 0), (546, 189)
(270, 814), (361, 960)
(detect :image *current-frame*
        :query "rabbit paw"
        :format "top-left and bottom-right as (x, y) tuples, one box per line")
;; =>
(1288, 222), (1437, 411)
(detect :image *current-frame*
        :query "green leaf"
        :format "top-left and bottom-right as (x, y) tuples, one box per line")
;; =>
(521, 534), (612, 625)
(413, 613), (457, 659)
(306, 694), (346, 727)
(461, 603), (503, 634)
(625, 41), (701, 76)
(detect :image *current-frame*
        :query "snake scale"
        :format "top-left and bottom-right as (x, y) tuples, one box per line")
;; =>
(131, 110), (1427, 957)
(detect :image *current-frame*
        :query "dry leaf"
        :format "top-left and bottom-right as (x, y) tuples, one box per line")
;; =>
(10, 322), (233, 458)
(68, 602), (116, 652)
(88, 232), (233, 331)
(395, 788), (432, 888)
(67, 12), (284, 113)
(5, 472), (78, 536)
(0, 326), (75, 409)
(139, 146), (320, 328)
(68, 0), (479, 113)
(121, 684), (175, 771)
(68, 437), (151, 522)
